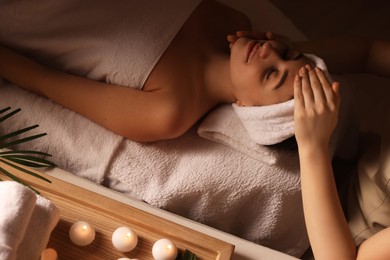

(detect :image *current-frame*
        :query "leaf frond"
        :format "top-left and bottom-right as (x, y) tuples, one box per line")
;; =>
(1, 155), (55, 167)
(0, 150), (52, 157)
(0, 107), (21, 123)
(0, 158), (51, 183)
(0, 124), (39, 142)
(0, 133), (47, 149)
(0, 107), (11, 114)
(0, 107), (53, 193)
(0, 166), (40, 194)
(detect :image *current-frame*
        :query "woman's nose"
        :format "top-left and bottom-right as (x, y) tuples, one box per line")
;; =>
(259, 42), (272, 59)
(259, 41), (283, 61)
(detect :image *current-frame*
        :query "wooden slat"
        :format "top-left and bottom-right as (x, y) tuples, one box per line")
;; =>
(1, 162), (234, 259)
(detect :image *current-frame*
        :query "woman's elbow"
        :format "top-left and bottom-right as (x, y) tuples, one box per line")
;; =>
(120, 115), (189, 142)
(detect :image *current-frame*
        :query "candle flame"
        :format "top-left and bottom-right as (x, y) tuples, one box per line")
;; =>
(165, 244), (173, 252)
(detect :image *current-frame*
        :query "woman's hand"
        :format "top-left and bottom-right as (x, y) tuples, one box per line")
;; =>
(227, 31), (268, 48)
(227, 31), (301, 61)
(227, 31), (293, 50)
(294, 65), (340, 148)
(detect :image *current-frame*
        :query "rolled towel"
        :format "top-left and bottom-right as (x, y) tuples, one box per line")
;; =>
(232, 99), (295, 145)
(0, 181), (37, 260)
(232, 54), (333, 145)
(197, 104), (281, 165)
(16, 195), (60, 260)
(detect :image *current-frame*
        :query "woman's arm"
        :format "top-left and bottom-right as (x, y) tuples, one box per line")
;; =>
(294, 65), (356, 260)
(0, 45), (183, 142)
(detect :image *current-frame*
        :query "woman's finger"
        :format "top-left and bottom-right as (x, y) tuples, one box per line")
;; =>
(294, 74), (304, 109)
(332, 81), (341, 108)
(315, 67), (336, 104)
(227, 34), (239, 43)
(236, 31), (268, 40)
(307, 65), (326, 103)
(267, 32), (294, 49)
(300, 67), (314, 108)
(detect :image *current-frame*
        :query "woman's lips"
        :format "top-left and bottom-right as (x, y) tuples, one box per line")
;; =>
(246, 40), (260, 63)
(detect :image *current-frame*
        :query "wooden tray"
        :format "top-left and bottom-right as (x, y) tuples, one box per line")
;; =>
(1, 163), (234, 259)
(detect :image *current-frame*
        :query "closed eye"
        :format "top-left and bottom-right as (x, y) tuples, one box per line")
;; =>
(266, 68), (276, 79)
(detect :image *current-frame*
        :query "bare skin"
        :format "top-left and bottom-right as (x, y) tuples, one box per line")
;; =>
(1, 1), (390, 257)
(0, 0), (253, 141)
(0, 0), (389, 143)
(295, 65), (390, 259)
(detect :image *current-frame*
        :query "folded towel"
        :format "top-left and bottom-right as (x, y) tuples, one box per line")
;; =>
(0, 181), (36, 260)
(1, 83), (123, 184)
(232, 99), (295, 145)
(16, 195), (60, 260)
(197, 104), (280, 165)
(0, 181), (60, 260)
(232, 54), (332, 145)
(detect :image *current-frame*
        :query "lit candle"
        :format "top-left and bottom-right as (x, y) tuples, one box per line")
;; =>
(152, 238), (178, 260)
(40, 248), (58, 260)
(69, 221), (96, 246)
(112, 226), (138, 252)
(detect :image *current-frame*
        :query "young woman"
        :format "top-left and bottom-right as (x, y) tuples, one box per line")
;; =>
(294, 61), (390, 259)
(0, 0), (388, 144)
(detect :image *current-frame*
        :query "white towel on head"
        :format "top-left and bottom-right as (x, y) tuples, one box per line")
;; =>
(232, 54), (332, 145)
(198, 104), (282, 165)
(0, 181), (36, 260)
(232, 99), (295, 145)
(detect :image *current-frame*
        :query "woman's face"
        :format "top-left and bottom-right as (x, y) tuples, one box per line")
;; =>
(230, 38), (313, 106)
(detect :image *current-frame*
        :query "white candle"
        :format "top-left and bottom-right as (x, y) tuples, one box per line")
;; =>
(152, 238), (178, 260)
(112, 226), (138, 252)
(69, 221), (95, 246)
(40, 248), (58, 260)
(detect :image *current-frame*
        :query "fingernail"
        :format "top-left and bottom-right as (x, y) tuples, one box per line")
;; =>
(295, 75), (300, 81)
(305, 64), (311, 70)
(300, 67), (306, 74)
(315, 67), (321, 72)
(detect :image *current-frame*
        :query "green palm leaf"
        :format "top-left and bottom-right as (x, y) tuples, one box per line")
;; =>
(0, 107), (56, 194)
